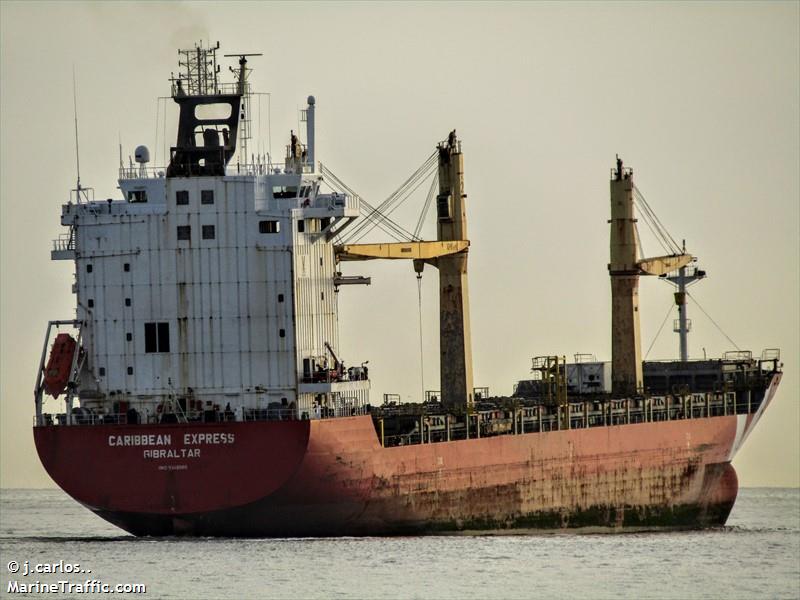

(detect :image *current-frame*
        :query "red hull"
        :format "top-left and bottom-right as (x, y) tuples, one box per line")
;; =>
(33, 374), (781, 536)
(34, 416), (739, 535)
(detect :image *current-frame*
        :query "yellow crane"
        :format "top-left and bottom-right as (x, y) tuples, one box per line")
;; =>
(335, 240), (469, 264)
(609, 156), (692, 396)
(334, 132), (475, 410)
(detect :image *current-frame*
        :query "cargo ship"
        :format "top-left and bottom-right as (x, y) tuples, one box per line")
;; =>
(33, 43), (782, 536)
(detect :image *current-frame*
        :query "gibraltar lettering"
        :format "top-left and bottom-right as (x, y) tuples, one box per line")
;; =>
(144, 448), (201, 459)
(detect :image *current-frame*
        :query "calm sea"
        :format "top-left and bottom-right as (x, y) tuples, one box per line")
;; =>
(1, 488), (798, 599)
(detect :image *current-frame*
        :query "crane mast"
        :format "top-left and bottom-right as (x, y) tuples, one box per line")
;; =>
(609, 157), (692, 396)
(334, 131), (474, 412)
(435, 133), (474, 410)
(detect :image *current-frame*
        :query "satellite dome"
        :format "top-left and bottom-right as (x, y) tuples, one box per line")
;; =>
(307, 95), (315, 106)
(134, 145), (150, 164)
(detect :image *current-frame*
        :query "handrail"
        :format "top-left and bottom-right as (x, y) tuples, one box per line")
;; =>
(34, 403), (372, 427)
(377, 386), (771, 447)
(117, 160), (302, 180)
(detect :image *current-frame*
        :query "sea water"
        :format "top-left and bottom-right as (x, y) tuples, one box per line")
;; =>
(1, 488), (798, 599)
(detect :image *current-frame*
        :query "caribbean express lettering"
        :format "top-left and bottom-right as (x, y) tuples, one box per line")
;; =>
(183, 432), (235, 445)
(108, 434), (172, 446)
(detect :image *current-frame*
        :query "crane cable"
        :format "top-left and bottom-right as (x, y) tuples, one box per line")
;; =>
(634, 203), (672, 256)
(321, 152), (440, 245)
(686, 291), (741, 351)
(417, 272), (425, 403)
(343, 152), (438, 244)
(645, 292), (742, 358)
(634, 185), (680, 251)
(320, 163), (414, 242)
(349, 165), (436, 244)
(645, 301), (675, 359)
(338, 155), (434, 243)
(634, 223), (646, 261)
(319, 164), (406, 240)
(413, 173), (439, 239)
(633, 185), (683, 255)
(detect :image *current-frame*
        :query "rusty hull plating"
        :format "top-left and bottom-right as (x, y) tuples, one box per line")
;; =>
(34, 371), (780, 537)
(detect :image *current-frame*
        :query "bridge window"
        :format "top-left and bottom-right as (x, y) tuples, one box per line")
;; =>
(144, 322), (170, 353)
(272, 186), (298, 199)
(259, 220), (280, 234)
(128, 190), (147, 203)
(176, 190), (189, 205)
(194, 103), (232, 120)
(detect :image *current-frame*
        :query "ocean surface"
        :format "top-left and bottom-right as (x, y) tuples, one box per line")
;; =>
(1, 488), (798, 599)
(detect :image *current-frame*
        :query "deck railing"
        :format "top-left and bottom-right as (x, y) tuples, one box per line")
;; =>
(377, 387), (769, 448)
(34, 403), (371, 427)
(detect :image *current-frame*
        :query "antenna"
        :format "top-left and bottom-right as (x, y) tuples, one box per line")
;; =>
(72, 66), (81, 192)
(223, 53), (262, 163)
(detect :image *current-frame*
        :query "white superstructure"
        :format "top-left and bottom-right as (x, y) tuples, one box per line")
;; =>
(46, 44), (369, 424)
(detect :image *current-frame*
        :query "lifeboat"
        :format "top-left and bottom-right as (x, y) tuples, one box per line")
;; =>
(43, 333), (77, 398)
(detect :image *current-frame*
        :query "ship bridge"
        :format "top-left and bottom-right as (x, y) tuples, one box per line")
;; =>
(40, 42), (370, 427)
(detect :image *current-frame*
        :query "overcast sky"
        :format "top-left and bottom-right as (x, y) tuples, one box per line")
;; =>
(1, 1), (798, 487)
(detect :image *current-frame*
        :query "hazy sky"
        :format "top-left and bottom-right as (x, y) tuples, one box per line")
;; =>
(1, 1), (798, 488)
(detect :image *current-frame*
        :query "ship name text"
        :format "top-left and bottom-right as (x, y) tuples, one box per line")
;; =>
(108, 434), (172, 447)
(183, 432), (236, 445)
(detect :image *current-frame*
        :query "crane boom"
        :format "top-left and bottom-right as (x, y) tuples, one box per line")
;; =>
(335, 240), (468, 262)
(637, 253), (692, 276)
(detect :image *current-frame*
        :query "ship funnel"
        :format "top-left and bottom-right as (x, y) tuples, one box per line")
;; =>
(306, 95), (316, 171)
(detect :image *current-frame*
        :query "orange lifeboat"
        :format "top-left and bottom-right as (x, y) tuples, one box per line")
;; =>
(43, 333), (77, 398)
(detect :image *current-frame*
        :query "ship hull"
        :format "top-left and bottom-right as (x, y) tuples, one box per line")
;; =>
(33, 375), (780, 536)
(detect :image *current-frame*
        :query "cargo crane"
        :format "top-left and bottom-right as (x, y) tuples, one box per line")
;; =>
(335, 132), (474, 411)
(609, 157), (692, 396)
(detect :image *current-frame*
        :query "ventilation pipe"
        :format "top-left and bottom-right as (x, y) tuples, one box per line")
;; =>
(306, 95), (315, 171)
